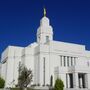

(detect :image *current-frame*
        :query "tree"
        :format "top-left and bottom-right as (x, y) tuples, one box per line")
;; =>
(0, 77), (5, 88)
(54, 78), (64, 90)
(18, 63), (33, 89)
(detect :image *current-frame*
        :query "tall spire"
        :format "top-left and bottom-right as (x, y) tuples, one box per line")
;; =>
(44, 8), (46, 17)
(37, 8), (53, 44)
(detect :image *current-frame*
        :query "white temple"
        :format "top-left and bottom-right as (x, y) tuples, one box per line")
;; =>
(1, 9), (90, 89)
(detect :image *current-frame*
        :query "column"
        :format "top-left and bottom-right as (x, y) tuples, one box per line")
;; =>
(63, 56), (66, 66)
(65, 56), (67, 67)
(80, 76), (83, 88)
(74, 57), (76, 66)
(66, 74), (68, 88)
(62, 56), (64, 67)
(72, 57), (75, 66)
(85, 74), (88, 88)
(69, 57), (71, 67)
(73, 73), (79, 88)
(67, 74), (70, 88)
(87, 73), (90, 89)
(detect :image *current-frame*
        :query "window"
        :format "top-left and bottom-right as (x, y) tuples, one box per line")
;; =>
(46, 36), (49, 42)
(74, 57), (76, 65)
(38, 36), (40, 41)
(60, 56), (62, 66)
(67, 56), (69, 66)
(60, 56), (77, 67)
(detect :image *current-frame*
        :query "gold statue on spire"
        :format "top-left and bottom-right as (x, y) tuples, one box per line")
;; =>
(44, 8), (46, 17)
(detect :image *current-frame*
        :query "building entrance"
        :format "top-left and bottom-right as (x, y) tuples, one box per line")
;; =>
(78, 73), (86, 88)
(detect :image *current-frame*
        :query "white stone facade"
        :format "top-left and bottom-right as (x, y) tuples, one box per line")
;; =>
(1, 15), (90, 90)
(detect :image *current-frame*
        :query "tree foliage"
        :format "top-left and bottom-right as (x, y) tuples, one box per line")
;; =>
(18, 63), (33, 88)
(0, 77), (5, 88)
(54, 78), (64, 90)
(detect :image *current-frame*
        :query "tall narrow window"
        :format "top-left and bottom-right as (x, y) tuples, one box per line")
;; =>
(39, 36), (40, 40)
(74, 57), (76, 65)
(38, 36), (40, 42)
(46, 36), (49, 42)
(60, 56), (62, 66)
(67, 56), (69, 66)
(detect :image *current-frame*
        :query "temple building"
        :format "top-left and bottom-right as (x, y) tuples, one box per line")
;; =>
(1, 9), (90, 89)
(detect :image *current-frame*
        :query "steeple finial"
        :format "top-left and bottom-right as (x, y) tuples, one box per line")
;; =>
(44, 8), (46, 17)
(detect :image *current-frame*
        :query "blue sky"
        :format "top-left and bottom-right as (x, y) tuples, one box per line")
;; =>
(0, 0), (90, 57)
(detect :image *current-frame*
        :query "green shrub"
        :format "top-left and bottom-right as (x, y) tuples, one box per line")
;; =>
(54, 78), (64, 90)
(11, 88), (21, 90)
(0, 77), (5, 88)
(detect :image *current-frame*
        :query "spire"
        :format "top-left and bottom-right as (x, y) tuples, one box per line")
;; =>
(37, 8), (53, 44)
(44, 8), (46, 17)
